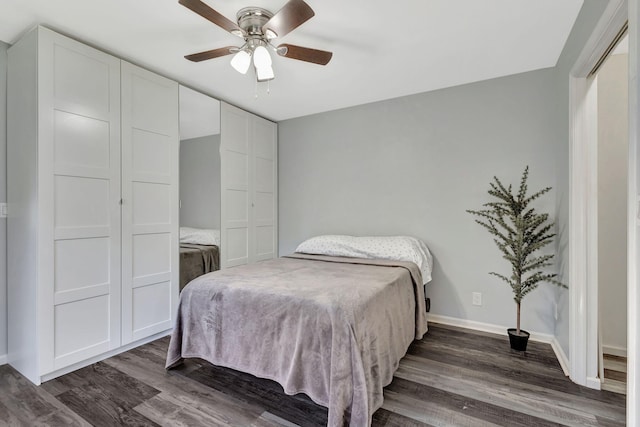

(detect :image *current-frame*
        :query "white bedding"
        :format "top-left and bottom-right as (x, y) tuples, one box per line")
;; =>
(179, 227), (220, 246)
(295, 235), (434, 284)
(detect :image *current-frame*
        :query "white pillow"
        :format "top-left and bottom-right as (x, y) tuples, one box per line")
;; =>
(180, 227), (220, 246)
(295, 235), (433, 284)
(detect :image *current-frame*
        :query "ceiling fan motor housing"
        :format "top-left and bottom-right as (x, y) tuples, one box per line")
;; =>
(237, 7), (273, 37)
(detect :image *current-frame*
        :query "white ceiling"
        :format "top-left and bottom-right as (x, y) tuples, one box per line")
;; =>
(0, 0), (584, 122)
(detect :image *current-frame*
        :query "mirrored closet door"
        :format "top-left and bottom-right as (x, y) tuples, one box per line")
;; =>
(178, 86), (221, 291)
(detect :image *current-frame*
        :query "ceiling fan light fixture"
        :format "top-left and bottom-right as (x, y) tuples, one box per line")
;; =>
(265, 28), (278, 39)
(256, 64), (275, 81)
(253, 45), (272, 69)
(230, 50), (251, 74)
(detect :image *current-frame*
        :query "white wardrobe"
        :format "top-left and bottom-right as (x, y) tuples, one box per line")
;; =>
(220, 102), (278, 268)
(7, 27), (179, 384)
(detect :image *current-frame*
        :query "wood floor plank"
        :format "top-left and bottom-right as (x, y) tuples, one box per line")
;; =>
(604, 369), (626, 382)
(601, 380), (627, 396)
(0, 365), (90, 427)
(104, 347), (264, 426)
(381, 390), (503, 427)
(386, 377), (566, 427)
(603, 357), (627, 373)
(603, 354), (627, 364)
(427, 323), (557, 357)
(394, 355), (624, 426)
(182, 363), (329, 426)
(134, 392), (232, 427)
(251, 411), (304, 427)
(372, 408), (435, 427)
(56, 382), (160, 427)
(408, 337), (624, 405)
(412, 334), (565, 379)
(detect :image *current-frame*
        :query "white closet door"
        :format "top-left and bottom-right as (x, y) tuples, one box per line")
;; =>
(38, 28), (122, 372)
(220, 102), (251, 268)
(251, 115), (277, 262)
(121, 62), (179, 344)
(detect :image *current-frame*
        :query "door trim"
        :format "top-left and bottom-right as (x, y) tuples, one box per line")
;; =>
(627, 0), (639, 424)
(568, 0), (627, 390)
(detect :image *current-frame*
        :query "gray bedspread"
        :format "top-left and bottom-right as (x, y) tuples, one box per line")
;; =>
(166, 254), (427, 426)
(179, 244), (220, 291)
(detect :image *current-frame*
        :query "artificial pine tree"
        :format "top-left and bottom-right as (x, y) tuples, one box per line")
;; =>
(467, 166), (565, 337)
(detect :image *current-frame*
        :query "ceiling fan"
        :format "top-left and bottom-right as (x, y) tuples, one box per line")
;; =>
(179, 0), (333, 82)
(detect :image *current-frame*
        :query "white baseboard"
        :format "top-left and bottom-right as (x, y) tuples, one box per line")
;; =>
(0, 354), (6, 366)
(550, 337), (570, 376)
(426, 313), (554, 343)
(426, 313), (569, 376)
(602, 345), (627, 358)
(587, 376), (602, 390)
(40, 329), (171, 383)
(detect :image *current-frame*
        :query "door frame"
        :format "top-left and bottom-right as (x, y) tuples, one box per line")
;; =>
(569, 0), (637, 422)
(628, 1), (639, 424)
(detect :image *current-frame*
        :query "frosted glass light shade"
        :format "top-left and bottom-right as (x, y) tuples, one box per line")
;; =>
(230, 50), (251, 74)
(253, 46), (272, 68)
(256, 65), (275, 81)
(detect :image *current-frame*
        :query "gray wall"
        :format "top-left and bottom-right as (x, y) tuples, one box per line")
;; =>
(598, 53), (628, 353)
(553, 0), (609, 358)
(279, 68), (562, 335)
(0, 42), (8, 358)
(279, 0), (608, 338)
(179, 134), (221, 230)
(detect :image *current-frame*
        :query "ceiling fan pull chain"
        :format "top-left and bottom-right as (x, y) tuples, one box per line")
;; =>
(267, 80), (270, 95)
(254, 78), (258, 99)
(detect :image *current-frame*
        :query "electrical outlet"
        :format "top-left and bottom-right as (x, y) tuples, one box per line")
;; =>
(0, 203), (6, 218)
(472, 292), (482, 306)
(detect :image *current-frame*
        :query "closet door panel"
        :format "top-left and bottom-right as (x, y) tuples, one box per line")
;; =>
(38, 28), (122, 373)
(54, 295), (110, 363)
(121, 61), (179, 345)
(52, 43), (111, 118)
(54, 238), (110, 294)
(221, 103), (250, 268)
(251, 116), (277, 262)
(132, 282), (172, 331)
(53, 111), (110, 170)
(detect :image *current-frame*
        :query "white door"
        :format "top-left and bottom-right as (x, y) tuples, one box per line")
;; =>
(38, 28), (122, 372)
(220, 102), (251, 268)
(121, 61), (179, 344)
(251, 115), (277, 262)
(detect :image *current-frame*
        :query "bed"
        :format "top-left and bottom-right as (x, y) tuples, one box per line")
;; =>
(179, 227), (221, 291)
(167, 235), (433, 426)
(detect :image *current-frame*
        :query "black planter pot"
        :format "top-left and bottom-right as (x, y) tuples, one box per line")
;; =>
(507, 328), (530, 351)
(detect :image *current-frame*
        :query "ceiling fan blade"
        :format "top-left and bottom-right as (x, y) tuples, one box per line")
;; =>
(179, 0), (244, 36)
(263, 0), (315, 39)
(185, 46), (237, 62)
(277, 44), (332, 65)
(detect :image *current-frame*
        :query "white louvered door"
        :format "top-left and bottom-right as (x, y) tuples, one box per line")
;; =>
(121, 62), (179, 345)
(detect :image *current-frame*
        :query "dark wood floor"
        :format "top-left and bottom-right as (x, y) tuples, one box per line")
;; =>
(0, 323), (626, 426)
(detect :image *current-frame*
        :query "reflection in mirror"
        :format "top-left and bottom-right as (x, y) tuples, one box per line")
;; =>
(178, 85), (221, 291)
